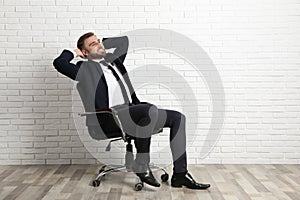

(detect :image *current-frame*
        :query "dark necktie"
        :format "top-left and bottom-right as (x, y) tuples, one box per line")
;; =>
(100, 60), (131, 104)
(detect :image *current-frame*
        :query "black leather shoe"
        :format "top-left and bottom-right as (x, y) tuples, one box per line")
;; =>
(171, 172), (210, 189)
(132, 163), (160, 187)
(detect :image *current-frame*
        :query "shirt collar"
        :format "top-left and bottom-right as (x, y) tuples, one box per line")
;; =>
(92, 58), (105, 62)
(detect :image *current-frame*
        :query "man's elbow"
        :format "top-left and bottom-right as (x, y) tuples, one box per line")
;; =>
(53, 58), (58, 68)
(123, 36), (129, 49)
(123, 35), (129, 44)
(53, 58), (62, 71)
(119, 36), (129, 60)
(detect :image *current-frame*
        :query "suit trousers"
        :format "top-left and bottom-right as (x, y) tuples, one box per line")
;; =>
(100, 103), (188, 173)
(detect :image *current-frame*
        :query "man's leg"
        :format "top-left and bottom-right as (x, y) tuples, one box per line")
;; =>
(154, 109), (210, 189)
(115, 103), (158, 163)
(110, 103), (161, 187)
(154, 109), (187, 173)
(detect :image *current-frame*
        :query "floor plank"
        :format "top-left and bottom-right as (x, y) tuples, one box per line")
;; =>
(0, 164), (299, 200)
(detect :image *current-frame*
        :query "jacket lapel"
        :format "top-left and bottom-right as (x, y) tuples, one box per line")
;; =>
(105, 53), (140, 104)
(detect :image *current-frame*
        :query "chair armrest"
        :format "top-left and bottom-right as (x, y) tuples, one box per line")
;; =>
(139, 101), (152, 105)
(78, 108), (114, 117)
(77, 108), (128, 142)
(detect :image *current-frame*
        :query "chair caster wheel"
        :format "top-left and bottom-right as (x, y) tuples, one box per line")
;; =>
(161, 173), (169, 182)
(134, 182), (144, 191)
(92, 180), (100, 187)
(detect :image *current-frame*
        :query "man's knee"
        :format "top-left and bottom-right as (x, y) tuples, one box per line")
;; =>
(172, 110), (186, 122)
(129, 104), (158, 128)
(138, 104), (158, 127)
(147, 104), (158, 118)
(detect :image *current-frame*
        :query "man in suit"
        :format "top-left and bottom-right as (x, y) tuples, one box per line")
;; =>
(53, 32), (210, 189)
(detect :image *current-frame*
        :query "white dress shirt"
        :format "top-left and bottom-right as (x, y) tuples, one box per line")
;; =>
(99, 61), (130, 107)
(69, 49), (132, 107)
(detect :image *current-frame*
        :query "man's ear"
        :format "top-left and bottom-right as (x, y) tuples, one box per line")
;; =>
(82, 49), (88, 58)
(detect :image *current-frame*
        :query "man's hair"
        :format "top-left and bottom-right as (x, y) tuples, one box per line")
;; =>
(77, 32), (94, 50)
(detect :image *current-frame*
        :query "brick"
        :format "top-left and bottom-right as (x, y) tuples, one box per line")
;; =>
(19, 113), (44, 119)
(20, 90), (45, 96)
(31, 12), (56, 18)
(18, 125), (43, 130)
(34, 142), (58, 148)
(30, 0), (55, 5)
(11, 119), (35, 125)
(9, 154), (34, 160)
(5, 24), (31, 30)
(5, 12), (30, 18)
(35, 154), (59, 159)
(34, 130), (58, 136)
(8, 142), (33, 148)
(47, 147), (71, 154)
(60, 153), (84, 159)
(20, 136), (44, 142)
(22, 160), (46, 164)
(46, 136), (70, 142)
(0, 160), (21, 164)
(8, 130), (32, 136)
(44, 124), (68, 130)
(71, 159), (96, 164)
(23, 102), (47, 107)
(46, 159), (70, 164)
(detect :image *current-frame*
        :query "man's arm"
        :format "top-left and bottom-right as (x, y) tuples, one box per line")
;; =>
(53, 49), (82, 80)
(102, 36), (129, 64)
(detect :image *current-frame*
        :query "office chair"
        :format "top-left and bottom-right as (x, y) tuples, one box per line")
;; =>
(78, 107), (169, 191)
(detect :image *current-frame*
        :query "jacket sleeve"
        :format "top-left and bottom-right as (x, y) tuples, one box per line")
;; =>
(102, 36), (129, 64)
(53, 49), (81, 80)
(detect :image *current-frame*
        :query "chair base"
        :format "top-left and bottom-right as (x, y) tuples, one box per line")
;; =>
(92, 135), (168, 190)
(92, 163), (169, 191)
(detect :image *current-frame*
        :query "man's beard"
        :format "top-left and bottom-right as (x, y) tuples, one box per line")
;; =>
(88, 47), (106, 59)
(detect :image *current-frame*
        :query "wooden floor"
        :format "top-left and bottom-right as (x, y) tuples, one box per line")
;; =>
(0, 164), (300, 200)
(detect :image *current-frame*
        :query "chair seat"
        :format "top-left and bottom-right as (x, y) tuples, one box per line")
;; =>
(88, 126), (122, 140)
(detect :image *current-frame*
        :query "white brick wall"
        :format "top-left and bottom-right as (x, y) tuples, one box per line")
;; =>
(0, 0), (300, 165)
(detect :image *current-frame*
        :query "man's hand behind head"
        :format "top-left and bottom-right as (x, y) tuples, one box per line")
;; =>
(75, 48), (85, 58)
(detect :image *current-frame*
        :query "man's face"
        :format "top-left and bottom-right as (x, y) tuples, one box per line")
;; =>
(82, 35), (106, 59)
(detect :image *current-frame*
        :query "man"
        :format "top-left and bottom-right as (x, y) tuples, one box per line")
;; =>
(53, 32), (210, 189)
